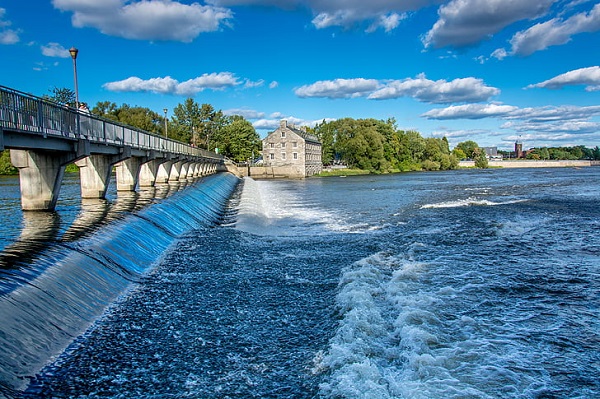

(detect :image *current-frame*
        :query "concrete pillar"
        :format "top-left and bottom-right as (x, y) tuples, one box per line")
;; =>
(156, 161), (173, 184)
(75, 148), (131, 199)
(179, 162), (190, 180)
(169, 161), (183, 182)
(139, 159), (163, 187)
(115, 157), (142, 191)
(76, 155), (114, 199)
(191, 163), (200, 177)
(10, 150), (69, 211)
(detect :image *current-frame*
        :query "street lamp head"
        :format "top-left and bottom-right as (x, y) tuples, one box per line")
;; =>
(69, 47), (79, 60)
(163, 108), (168, 114)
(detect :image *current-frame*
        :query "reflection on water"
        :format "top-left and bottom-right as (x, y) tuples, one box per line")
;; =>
(0, 176), (216, 292)
(0, 212), (61, 270)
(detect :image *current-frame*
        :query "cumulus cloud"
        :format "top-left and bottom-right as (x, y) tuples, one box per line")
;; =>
(369, 74), (499, 103)
(103, 72), (248, 96)
(209, 0), (435, 32)
(52, 0), (232, 42)
(41, 42), (71, 58)
(269, 81), (279, 89)
(422, 103), (517, 119)
(510, 3), (600, 56)
(0, 7), (20, 44)
(295, 74), (499, 103)
(295, 78), (380, 99)
(526, 66), (600, 91)
(423, 0), (554, 49)
(223, 108), (266, 119)
(501, 120), (600, 135)
(424, 102), (600, 140)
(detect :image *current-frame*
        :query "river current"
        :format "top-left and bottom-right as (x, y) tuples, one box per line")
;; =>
(1, 167), (599, 398)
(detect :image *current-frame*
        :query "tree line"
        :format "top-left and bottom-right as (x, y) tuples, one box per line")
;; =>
(309, 118), (460, 172)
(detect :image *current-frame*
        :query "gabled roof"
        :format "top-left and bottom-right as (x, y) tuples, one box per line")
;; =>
(266, 120), (321, 145)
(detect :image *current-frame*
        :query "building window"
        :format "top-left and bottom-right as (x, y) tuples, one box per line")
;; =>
(281, 131), (286, 138)
(293, 152), (298, 160)
(269, 153), (274, 160)
(269, 143), (274, 148)
(282, 152), (286, 160)
(292, 142), (297, 148)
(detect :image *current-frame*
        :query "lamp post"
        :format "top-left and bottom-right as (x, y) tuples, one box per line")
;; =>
(163, 108), (168, 137)
(69, 47), (79, 109)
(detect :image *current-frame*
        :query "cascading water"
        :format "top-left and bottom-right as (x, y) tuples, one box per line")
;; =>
(0, 173), (239, 397)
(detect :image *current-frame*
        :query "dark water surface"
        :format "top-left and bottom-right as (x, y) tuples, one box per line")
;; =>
(1, 168), (599, 398)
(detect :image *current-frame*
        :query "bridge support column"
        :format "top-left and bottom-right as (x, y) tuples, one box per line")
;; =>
(139, 159), (164, 187)
(191, 163), (200, 177)
(169, 161), (184, 182)
(76, 148), (131, 198)
(179, 162), (190, 180)
(115, 157), (142, 191)
(156, 161), (173, 184)
(10, 150), (74, 211)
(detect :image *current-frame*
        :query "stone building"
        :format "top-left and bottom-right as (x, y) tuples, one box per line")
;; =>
(262, 120), (322, 177)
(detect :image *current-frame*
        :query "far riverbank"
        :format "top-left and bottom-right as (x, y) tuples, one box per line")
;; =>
(460, 159), (600, 168)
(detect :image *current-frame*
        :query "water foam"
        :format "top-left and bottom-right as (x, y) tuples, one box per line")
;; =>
(420, 197), (528, 209)
(234, 178), (368, 236)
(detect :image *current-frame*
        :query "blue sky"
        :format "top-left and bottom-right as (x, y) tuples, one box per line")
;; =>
(1, 0), (599, 150)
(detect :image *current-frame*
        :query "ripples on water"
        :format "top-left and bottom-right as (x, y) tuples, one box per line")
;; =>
(1, 168), (599, 398)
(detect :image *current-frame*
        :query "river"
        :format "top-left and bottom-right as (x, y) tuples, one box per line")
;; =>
(1, 167), (599, 398)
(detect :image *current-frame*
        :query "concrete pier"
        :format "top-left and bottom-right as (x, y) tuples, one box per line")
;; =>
(10, 150), (76, 211)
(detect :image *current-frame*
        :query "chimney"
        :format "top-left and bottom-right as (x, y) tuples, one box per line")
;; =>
(280, 120), (287, 129)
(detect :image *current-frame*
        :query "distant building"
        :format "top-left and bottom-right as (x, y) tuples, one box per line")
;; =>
(262, 120), (322, 177)
(482, 146), (503, 160)
(515, 140), (523, 158)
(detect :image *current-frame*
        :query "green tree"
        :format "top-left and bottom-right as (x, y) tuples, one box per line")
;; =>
(91, 101), (119, 121)
(452, 148), (467, 160)
(43, 86), (75, 106)
(473, 148), (489, 168)
(455, 140), (479, 159)
(0, 150), (18, 175)
(172, 98), (201, 144)
(213, 115), (261, 162)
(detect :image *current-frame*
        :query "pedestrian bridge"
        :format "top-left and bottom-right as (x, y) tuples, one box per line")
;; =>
(0, 85), (225, 211)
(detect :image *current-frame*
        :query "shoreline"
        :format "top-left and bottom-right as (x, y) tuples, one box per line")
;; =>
(459, 160), (599, 168)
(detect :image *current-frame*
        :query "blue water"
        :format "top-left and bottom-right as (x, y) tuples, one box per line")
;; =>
(1, 168), (599, 398)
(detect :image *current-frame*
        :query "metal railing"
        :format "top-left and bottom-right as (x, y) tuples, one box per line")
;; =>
(0, 85), (222, 162)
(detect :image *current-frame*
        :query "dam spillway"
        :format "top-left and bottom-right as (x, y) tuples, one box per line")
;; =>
(0, 172), (240, 396)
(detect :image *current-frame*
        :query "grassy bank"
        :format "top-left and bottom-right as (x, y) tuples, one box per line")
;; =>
(316, 168), (371, 177)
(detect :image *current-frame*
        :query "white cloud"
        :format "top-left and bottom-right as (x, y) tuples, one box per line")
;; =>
(210, 0), (434, 32)
(423, 0), (554, 49)
(52, 0), (232, 42)
(269, 81), (279, 89)
(501, 120), (600, 135)
(103, 72), (247, 96)
(369, 74), (500, 103)
(41, 42), (70, 58)
(223, 108), (265, 119)
(510, 3), (600, 56)
(0, 7), (20, 44)
(295, 78), (380, 99)
(424, 103), (600, 142)
(422, 103), (517, 119)
(294, 74), (499, 103)
(491, 48), (507, 60)
(504, 105), (600, 122)
(243, 79), (265, 89)
(526, 66), (600, 91)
